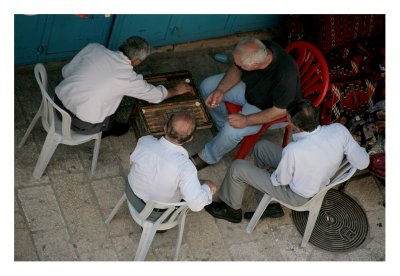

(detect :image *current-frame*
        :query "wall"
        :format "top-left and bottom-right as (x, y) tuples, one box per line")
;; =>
(15, 14), (285, 66)
(15, 14), (115, 66)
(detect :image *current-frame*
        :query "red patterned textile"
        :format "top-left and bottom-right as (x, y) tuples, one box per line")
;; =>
(310, 15), (385, 55)
(287, 15), (385, 126)
(320, 77), (379, 125)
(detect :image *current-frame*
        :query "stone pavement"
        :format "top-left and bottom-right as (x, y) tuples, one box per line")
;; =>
(14, 35), (385, 262)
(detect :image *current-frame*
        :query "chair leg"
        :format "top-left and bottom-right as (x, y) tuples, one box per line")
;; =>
(172, 210), (188, 261)
(90, 135), (101, 176)
(246, 194), (273, 234)
(18, 105), (42, 148)
(300, 203), (323, 247)
(104, 193), (127, 224)
(282, 124), (292, 147)
(234, 135), (258, 160)
(135, 221), (158, 261)
(32, 133), (60, 179)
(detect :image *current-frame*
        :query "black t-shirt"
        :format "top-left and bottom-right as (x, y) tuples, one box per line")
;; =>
(241, 40), (301, 110)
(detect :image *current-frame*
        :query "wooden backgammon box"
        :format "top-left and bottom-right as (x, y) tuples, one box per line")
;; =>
(129, 71), (213, 137)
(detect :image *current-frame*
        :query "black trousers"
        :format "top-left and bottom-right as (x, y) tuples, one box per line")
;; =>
(125, 181), (165, 222)
(54, 94), (114, 135)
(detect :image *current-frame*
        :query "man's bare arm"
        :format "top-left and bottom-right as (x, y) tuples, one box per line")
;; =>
(215, 64), (243, 93)
(227, 106), (287, 128)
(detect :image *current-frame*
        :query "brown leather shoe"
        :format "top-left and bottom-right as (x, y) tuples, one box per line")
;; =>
(190, 153), (210, 170)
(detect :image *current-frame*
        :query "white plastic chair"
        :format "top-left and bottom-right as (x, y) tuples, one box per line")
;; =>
(105, 193), (190, 261)
(246, 158), (358, 247)
(17, 63), (102, 179)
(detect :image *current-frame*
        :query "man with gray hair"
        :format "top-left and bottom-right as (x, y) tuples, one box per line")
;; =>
(191, 37), (301, 170)
(55, 36), (192, 137)
(127, 112), (217, 220)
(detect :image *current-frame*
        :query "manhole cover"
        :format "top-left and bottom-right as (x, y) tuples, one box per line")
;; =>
(292, 189), (369, 252)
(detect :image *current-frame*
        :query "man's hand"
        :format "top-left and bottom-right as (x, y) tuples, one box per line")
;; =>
(203, 180), (217, 195)
(205, 89), (224, 108)
(165, 82), (193, 100)
(260, 164), (275, 174)
(227, 113), (248, 128)
(173, 82), (193, 95)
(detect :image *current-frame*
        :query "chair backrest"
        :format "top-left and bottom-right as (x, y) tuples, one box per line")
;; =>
(286, 41), (329, 107)
(304, 158), (357, 207)
(328, 158), (357, 187)
(34, 63), (74, 140)
(278, 157), (357, 212)
(128, 199), (189, 229)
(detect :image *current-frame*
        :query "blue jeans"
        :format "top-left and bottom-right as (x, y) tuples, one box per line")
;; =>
(199, 73), (264, 164)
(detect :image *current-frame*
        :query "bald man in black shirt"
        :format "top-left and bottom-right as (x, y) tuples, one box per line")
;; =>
(190, 37), (301, 170)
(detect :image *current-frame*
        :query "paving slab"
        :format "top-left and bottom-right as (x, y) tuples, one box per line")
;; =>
(51, 173), (114, 255)
(32, 228), (77, 261)
(14, 206), (39, 261)
(17, 185), (65, 231)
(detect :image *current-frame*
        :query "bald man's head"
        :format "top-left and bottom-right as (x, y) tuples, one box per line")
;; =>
(165, 112), (197, 144)
(233, 37), (268, 67)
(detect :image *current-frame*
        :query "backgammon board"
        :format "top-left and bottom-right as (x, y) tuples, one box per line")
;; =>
(130, 71), (213, 137)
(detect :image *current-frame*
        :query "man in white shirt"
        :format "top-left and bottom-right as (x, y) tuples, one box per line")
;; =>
(205, 99), (370, 223)
(126, 112), (217, 221)
(55, 36), (192, 137)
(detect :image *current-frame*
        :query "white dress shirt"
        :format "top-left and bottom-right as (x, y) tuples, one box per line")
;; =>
(128, 136), (212, 212)
(271, 123), (370, 198)
(55, 43), (168, 124)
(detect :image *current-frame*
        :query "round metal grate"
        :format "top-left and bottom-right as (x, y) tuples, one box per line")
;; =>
(292, 189), (369, 252)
